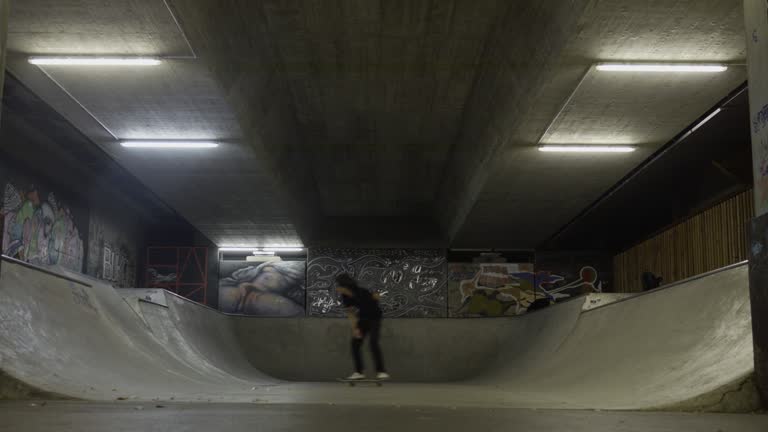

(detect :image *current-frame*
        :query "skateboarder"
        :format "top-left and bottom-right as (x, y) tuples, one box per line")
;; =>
(335, 273), (389, 381)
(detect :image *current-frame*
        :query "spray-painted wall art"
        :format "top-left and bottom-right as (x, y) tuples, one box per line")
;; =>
(307, 248), (447, 318)
(533, 266), (604, 300)
(535, 251), (611, 301)
(448, 263), (536, 317)
(449, 260), (608, 317)
(87, 206), (140, 288)
(219, 260), (306, 316)
(1, 182), (85, 272)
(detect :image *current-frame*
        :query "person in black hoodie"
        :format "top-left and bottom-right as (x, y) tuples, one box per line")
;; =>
(335, 273), (389, 380)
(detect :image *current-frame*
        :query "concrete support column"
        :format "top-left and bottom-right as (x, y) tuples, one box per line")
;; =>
(745, 0), (768, 406)
(0, 0), (8, 116)
(0, 0), (8, 275)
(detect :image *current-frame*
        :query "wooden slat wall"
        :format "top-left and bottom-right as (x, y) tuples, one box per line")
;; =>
(613, 190), (754, 292)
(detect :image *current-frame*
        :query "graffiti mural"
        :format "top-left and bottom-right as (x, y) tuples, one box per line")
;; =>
(535, 266), (603, 300)
(87, 207), (139, 288)
(219, 260), (306, 316)
(448, 263), (536, 317)
(1, 183), (84, 272)
(449, 262), (605, 317)
(307, 249), (447, 318)
(100, 243), (135, 288)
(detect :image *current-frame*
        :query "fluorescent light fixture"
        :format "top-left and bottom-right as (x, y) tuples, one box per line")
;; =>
(690, 108), (721, 133)
(219, 248), (257, 252)
(120, 140), (218, 149)
(538, 145), (636, 153)
(596, 63), (727, 73)
(219, 247), (303, 254)
(29, 56), (162, 66)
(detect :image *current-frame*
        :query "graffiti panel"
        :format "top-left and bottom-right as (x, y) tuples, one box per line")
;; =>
(219, 259), (306, 316)
(307, 248), (447, 318)
(1, 182), (85, 272)
(534, 265), (605, 300)
(448, 263), (536, 317)
(535, 251), (611, 301)
(449, 259), (608, 317)
(87, 206), (139, 288)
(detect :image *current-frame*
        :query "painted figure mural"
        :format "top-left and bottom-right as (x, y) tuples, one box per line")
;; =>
(219, 260), (306, 316)
(1, 183), (84, 272)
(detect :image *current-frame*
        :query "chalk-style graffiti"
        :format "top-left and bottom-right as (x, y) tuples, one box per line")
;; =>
(1, 183), (84, 271)
(219, 260), (306, 316)
(449, 263), (604, 317)
(307, 249), (447, 318)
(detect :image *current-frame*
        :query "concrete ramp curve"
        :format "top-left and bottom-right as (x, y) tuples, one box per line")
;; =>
(0, 255), (758, 411)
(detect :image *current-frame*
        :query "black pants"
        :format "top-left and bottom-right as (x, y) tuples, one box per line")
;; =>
(352, 319), (386, 373)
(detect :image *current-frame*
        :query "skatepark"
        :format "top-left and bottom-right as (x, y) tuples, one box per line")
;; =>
(4, 1), (768, 430)
(0, 254), (762, 424)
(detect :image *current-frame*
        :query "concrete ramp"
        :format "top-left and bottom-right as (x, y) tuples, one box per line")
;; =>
(0, 256), (758, 411)
(0, 257), (273, 401)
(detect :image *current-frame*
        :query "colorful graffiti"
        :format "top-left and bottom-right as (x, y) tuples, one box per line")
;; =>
(219, 260), (306, 316)
(1, 183), (84, 271)
(307, 248), (447, 318)
(449, 263), (536, 317)
(449, 263), (604, 317)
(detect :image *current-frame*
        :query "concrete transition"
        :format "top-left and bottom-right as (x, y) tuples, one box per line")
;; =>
(0, 256), (759, 411)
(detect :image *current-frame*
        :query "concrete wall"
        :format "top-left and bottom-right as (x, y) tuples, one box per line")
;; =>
(0, 75), (144, 286)
(0, 1), (8, 112)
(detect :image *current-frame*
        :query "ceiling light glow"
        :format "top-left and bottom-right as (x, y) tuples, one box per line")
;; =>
(120, 141), (218, 149)
(219, 248), (257, 252)
(219, 247), (304, 253)
(538, 145), (636, 153)
(29, 56), (162, 66)
(596, 63), (727, 73)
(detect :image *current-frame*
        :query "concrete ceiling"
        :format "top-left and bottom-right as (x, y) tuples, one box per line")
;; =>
(4, 0), (749, 249)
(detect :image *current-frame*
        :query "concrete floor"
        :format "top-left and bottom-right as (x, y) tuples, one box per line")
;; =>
(0, 401), (766, 432)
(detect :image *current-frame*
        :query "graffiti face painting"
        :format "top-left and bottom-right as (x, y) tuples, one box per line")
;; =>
(219, 260), (306, 316)
(1, 183), (84, 271)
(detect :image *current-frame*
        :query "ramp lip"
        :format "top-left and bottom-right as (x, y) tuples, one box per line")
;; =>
(0, 255), (92, 287)
(584, 260), (748, 314)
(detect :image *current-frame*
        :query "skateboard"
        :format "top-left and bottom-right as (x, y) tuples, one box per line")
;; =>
(337, 378), (384, 387)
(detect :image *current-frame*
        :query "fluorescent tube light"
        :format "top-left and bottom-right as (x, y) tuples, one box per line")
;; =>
(538, 145), (636, 153)
(219, 248), (259, 253)
(29, 56), (162, 66)
(262, 247), (304, 252)
(596, 63), (727, 73)
(120, 141), (218, 149)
